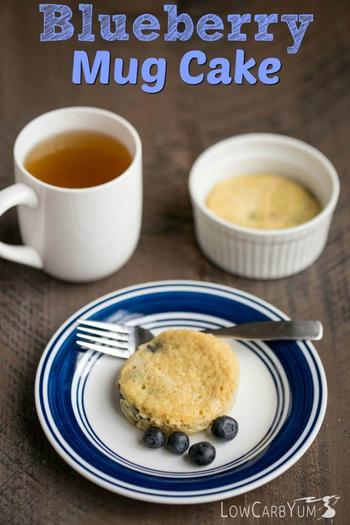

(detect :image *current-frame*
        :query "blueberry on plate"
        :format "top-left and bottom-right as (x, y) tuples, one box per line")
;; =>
(167, 432), (190, 454)
(146, 341), (162, 353)
(211, 415), (238, 441)
(143, 427), (166, 449)
(188, 442), (216, 466)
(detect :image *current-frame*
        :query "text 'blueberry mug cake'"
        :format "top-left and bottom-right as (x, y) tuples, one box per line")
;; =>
(118, 329), (240, 434)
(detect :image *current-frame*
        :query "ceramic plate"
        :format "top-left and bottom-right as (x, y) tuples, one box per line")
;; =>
(35, 281), (327, 504)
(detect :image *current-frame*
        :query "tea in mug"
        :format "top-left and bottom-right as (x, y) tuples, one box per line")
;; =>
(24, 130), (132, 189)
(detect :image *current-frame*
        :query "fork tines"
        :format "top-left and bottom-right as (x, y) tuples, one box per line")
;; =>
(78, 319), (129, 334)
(76, 319), (131, 357)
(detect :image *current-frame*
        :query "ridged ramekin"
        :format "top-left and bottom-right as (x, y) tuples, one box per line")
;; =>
(189, 133), (340, 279)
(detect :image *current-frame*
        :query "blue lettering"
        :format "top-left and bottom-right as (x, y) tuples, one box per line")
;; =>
(98, 14), (129, 41)
(114, 58), (138, 85)
(234, 49), (257, 85)
(133, 14), (160, 41)
(207, 58), (231, 85)
(227, 14), (251, 41)
(39, 4), (74, 41)
(72, 50), (110, 84)
(180, 50), (206, 85)
(281, 14), (314, 54)
(164, 4), (194, 41)
(197, 14), (224, 42)
(141, 58), (167, 93)
(254, 14), (278, 41)
(258, 58), (281, 84)
(78, 4), (94, 42)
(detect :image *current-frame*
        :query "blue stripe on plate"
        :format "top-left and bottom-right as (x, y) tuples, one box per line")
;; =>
(74, 339), (286, 477)
(36, 281), (325, 500)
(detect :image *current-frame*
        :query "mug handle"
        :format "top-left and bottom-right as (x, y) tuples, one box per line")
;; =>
(0, 183), (43, 268)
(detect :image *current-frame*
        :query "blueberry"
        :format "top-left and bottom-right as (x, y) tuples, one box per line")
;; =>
(188, 442), (216, 466)
(211, 416), (238, 441)
(143, 427), (166, 449)
(167, 432), (190, 454)
(146, 341), (162, 353)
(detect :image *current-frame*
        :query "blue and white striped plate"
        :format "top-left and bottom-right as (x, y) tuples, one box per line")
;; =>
(35, 281), (327, 504)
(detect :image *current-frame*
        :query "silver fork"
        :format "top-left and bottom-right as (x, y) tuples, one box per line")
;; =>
(76, 319), (323, 359)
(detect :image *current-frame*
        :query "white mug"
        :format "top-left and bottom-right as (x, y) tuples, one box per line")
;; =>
(0, 107), (142, 282)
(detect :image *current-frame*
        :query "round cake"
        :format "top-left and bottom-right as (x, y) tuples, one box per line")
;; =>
(206, 174), (321, 230)
(118, 329), (240, 434)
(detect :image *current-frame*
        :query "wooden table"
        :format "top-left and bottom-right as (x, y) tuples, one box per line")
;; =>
(1, 1), (349, 523)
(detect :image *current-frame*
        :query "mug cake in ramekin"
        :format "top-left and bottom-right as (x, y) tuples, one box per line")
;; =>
(189, 133), (340, 279)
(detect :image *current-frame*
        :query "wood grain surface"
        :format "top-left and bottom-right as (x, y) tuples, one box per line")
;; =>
(0, 1), (349, 524)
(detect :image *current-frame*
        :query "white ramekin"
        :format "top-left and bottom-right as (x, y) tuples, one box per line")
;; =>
(189, 133), (340, 279)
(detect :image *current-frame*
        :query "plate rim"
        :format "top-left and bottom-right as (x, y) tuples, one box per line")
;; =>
(35, 280), (327, 504)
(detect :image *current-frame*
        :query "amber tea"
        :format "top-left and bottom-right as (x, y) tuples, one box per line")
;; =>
(24, 130), (132, 189)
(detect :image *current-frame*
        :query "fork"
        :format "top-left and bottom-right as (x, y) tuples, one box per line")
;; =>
(75, 319), (323, 358)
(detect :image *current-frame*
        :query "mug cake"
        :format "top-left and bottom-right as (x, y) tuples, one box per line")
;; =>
(118, 329), (240, 434)
(189, 133), (339, 279)
(206, 174), (321, 230)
